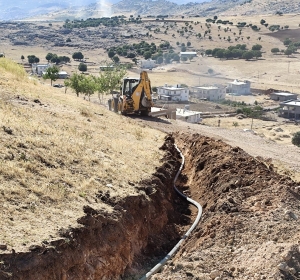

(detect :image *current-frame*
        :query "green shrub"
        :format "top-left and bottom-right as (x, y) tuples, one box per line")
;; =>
(292, 131), (300, 147)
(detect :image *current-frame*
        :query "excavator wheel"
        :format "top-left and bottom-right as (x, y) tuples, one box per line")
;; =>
(111, 97), (119, 113)
(140, 110), (150, 116)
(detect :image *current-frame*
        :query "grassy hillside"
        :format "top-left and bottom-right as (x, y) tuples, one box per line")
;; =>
(0, 58), (165, 250)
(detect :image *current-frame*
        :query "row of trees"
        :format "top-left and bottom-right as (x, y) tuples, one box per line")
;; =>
(205, 44), (262, 60)
(64, 64), (126, 102)
(23, 51), (84, 65)
(107, 40), (174, 63)
(46, 53), (70, 64)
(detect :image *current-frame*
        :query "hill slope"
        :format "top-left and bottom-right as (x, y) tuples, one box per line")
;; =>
(0, 58), (166, 251)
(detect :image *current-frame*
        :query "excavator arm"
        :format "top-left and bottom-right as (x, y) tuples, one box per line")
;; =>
(130, 71), (153, 112)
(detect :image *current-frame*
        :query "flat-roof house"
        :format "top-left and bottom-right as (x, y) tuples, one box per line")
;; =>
(58, 71), (68, 79)
(191, 85), (226, 101)
(100, 65), (114, 71)
(139, 59), (156, 69)
(157, 84), (189, 102)
(180, 52), (197, 59)
(32, 64), (51, 75)
(227, 79), (251, 95)
(270, 92), (298, 102)
(176, 106), (202, 123)
(279, 99), (300, 120)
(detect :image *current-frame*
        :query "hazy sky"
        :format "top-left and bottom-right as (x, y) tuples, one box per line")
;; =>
(0, 0), (207, 8)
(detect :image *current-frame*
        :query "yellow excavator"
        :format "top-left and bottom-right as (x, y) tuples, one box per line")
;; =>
(109, 71), (153, 116)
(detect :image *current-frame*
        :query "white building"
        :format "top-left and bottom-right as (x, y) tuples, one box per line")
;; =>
(227, 80), (251, 95)
(176, 106), (202, 123)
(180, 52), (197, 59)
(139, 59), (156, 69)
(279, 99), (300, 119)
(58, 71), (68, 79)
(191, 85), (226, 101)
(32, 64), (51, 75)
(157, 84), (189, 102)
(270, 92), (298, 102)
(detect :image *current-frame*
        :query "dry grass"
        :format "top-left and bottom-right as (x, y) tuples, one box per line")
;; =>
(0, 58), (166, 250)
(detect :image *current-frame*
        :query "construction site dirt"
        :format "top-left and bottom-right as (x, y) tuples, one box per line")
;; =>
(2, 128), (299, 280)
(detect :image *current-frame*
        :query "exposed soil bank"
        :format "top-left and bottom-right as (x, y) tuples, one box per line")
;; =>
(0, 136), (186, 280)
(153, 132), (300, 279)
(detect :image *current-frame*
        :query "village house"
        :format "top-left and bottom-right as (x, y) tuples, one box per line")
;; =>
(180, 52), (197, 60)
(227, 79), (251, 95)
(279, 99), (300, 120)
(58, 71), (68, 79)
(176, 105), (202, 123)
(138, 59), (156, 69)
(190, 85), (226, 101)
(32, 63), (50, 76)
(270, 92), (298, 102)
(157, 84), (189, 102)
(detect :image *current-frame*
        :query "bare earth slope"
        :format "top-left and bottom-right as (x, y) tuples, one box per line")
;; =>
(1, 58), (300, 279)
(150, 133), (300, 280)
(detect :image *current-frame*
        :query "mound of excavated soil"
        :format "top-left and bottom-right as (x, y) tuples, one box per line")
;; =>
(152, 132), (300, 280)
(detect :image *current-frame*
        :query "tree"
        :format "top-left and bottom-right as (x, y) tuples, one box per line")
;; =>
(96, 63), (126, 103)
(215, 49), (224, 59)
(72, 52), (84, 61)
(66, 38), (71, 42)
(80, 75), (97, 101)
(78, 63), (87, 72)
(108, 49), (116, 59)
(157, 56), (163, 64)
(292, 131), (300, 147)
(284, 38), (292, 46)
(51, 54), (61, 64)
(43, 65), (59, 86)
(21, 55), (24, 62)
(172, 54), (180, 62)
(112, 55), (120, 63)
(271, 48), (280, 54)
(181, 56), (188, 62)
(27, 55), (39, 64)
(260, 19), (266, 25)
(181, 46), (187, 52)
(46, 53), (54, 62)
(187, 41), (191, 47)
(64, 73), (85, 97)
(205, 49), (212, 56)
(252, 50), (262, 59)
(242, 51), (254, 60)
(284, 48), (293, 57)
(144, 51), (152, 60)
(252, 44), (262, 51)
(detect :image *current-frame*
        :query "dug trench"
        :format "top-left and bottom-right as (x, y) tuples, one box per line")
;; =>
(1, 133), (300, 280)
(0, 135), (189, 280)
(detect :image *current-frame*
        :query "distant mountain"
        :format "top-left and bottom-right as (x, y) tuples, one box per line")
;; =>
(0, 0), (299, 21)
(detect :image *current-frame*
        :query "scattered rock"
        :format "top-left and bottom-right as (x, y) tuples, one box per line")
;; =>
(0, 244), (7, 250)
(277, 262), (289, 272)
(210, 269), (221, 279)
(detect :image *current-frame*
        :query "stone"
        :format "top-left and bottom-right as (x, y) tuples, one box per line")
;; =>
(210, 269), (221, 279)
(277, 262), (289, 272)
(0, 244), (7, 250)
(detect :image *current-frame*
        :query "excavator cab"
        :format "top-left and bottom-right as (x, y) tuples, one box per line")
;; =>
(109, 71), (153, 115)
(122, 78), (139, 99)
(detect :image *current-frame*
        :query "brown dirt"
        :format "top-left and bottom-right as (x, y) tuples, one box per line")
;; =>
(0, 139), (188, 279)
(149, 132), (300, 280)
(265, 28), (300, 42)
